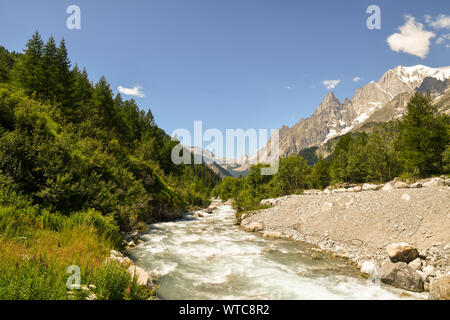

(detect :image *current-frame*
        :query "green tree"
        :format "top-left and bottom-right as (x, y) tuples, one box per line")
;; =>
(13, 31), (45, 97)
(346, 132), (369, 183)
(275, 155), (311, 195)
(311, 157), (331, 189)
(397, 93), (449, 176)
(330, 134), (354, 183)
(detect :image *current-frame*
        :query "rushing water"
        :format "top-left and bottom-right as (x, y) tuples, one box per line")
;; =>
(128, 205), (418, 300)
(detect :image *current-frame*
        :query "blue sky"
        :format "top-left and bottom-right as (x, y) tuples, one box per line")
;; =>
(0, 0), (449, 157)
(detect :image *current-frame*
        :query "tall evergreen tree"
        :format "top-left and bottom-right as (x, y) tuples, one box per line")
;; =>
(397, 93), (449, 176)
(13, 31), (45, 97)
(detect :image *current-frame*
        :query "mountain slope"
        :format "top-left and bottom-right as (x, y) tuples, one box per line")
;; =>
(261, 65), (450, 159)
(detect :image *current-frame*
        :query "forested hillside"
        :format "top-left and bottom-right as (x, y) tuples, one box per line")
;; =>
(0, 32), (219, 299)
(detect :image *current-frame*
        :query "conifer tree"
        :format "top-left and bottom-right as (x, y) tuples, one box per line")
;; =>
(397, 93), (449, 176)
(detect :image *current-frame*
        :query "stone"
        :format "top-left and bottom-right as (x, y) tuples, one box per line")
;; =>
(352, 186), (362, 192)
(360, 261), (379, 276)
(382, 182), (394, 191)
(423, 265), (436, 279)
(128, 265), (154, 289)
(410, 182), (422, 188)
(194, 212), (204, 218)
(401, 194), (411, 201)
(380, 260), (424, 292)
(417, 270), (427, 282)
(323, 188), (331, 195)
(408, 258), (422, 271)
(263, 231), (282, 239)
(429, 275), (450, 300)
(244, 222), (264, 232)
(422, 177), (444, 188)
(394, 181), (409, 189)
(362, 183), (381, 191)
(386, 243), (419, 263)
(205, 208), (213, 214)
(444, 179), (450, 186)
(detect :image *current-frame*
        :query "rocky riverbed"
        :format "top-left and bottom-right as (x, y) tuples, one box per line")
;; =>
(241, 177), (450, 299)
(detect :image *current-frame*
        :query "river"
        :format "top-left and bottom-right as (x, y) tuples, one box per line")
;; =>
(128, 205), (417, 300)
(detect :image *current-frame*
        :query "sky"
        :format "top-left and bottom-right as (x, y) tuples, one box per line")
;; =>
(0, 0), (449, 158)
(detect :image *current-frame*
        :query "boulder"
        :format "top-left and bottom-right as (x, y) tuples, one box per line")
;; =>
(194, 212), (204, 218)
(422, 177), (444, 188)
(362, 183), (381, 191)
(423, 265), (436, 279)
(410, 182), (422, 188)
(205, 208), (213, 214)
(394, 181), (409, 189)
(352, 186), (362, 192)
(244, 222), (265, 232)
(382, 182), (394, 191)
(260, 199), (276, 206)
(263, 231), (282, 239)
(128, 265), (154, 289)
(429, 275), (450, 300)
(380, 261), (424, 292)
(360, 261), (379, 276)
(401, 194), (411, 201)
(444, 179), (450, 186)
(386, 243), (419, 263)
(408, 258), (422, 271)
(323, 188), (332, 195)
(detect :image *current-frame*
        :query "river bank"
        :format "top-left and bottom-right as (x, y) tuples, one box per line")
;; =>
(240, 178), (450, 298)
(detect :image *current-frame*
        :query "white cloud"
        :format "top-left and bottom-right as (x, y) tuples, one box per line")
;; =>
(425, 14), (450, 29)
(436, 33), (450, 45)
(286, 85), (294, 89)
(353, 76), (361, 82)
(322, 80), (340, 90)
(117, 85), (146, 98)
(387, 15), (435, 59)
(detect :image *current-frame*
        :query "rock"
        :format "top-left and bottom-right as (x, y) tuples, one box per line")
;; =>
(127, 240), (136, 248)
(408, 258), (422, 271)
(394, 181), (409, 189)
(380, 260), (424, 292)
(244, 222), (264, 232)
(386, 243), (419, 263)
(423, 265), (436, 279)
(417, 270), (427, 282)
(263, 231), (282, 239)
(360, 261), (379, 276)
(382, 182), (394, 191)
(410, 182), (422, 188)
(401, 194), (411, 201)
(323, 188), (331, 195)
(444, 179), (450, 186)
(205, 208), (213, 214)
(194, 212), (204, 218)
(260, 199), (276, 205)
(362, 183), (381, 191)
(429, 275), (450, 300)
(128, 265), (154, 289)
(352, 186), (362, 192)
(422, 177), (444, 188)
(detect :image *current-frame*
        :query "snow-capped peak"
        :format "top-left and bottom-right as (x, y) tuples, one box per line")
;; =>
(396, 65), (450, 84)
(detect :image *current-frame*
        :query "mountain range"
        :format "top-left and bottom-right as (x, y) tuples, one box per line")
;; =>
(194, 65), (450, 176)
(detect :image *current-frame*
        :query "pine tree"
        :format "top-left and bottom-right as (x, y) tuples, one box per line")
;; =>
(55, 39), (75, 113)
(346, 132), (369, 183)
(13, 31), (45, 97)
(330, 134), (354, 183)
(398, 93), (449, 176)
(42, 36), (58, 101)
(312, 157), (331, 189)
(91, 76), (115, 127)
